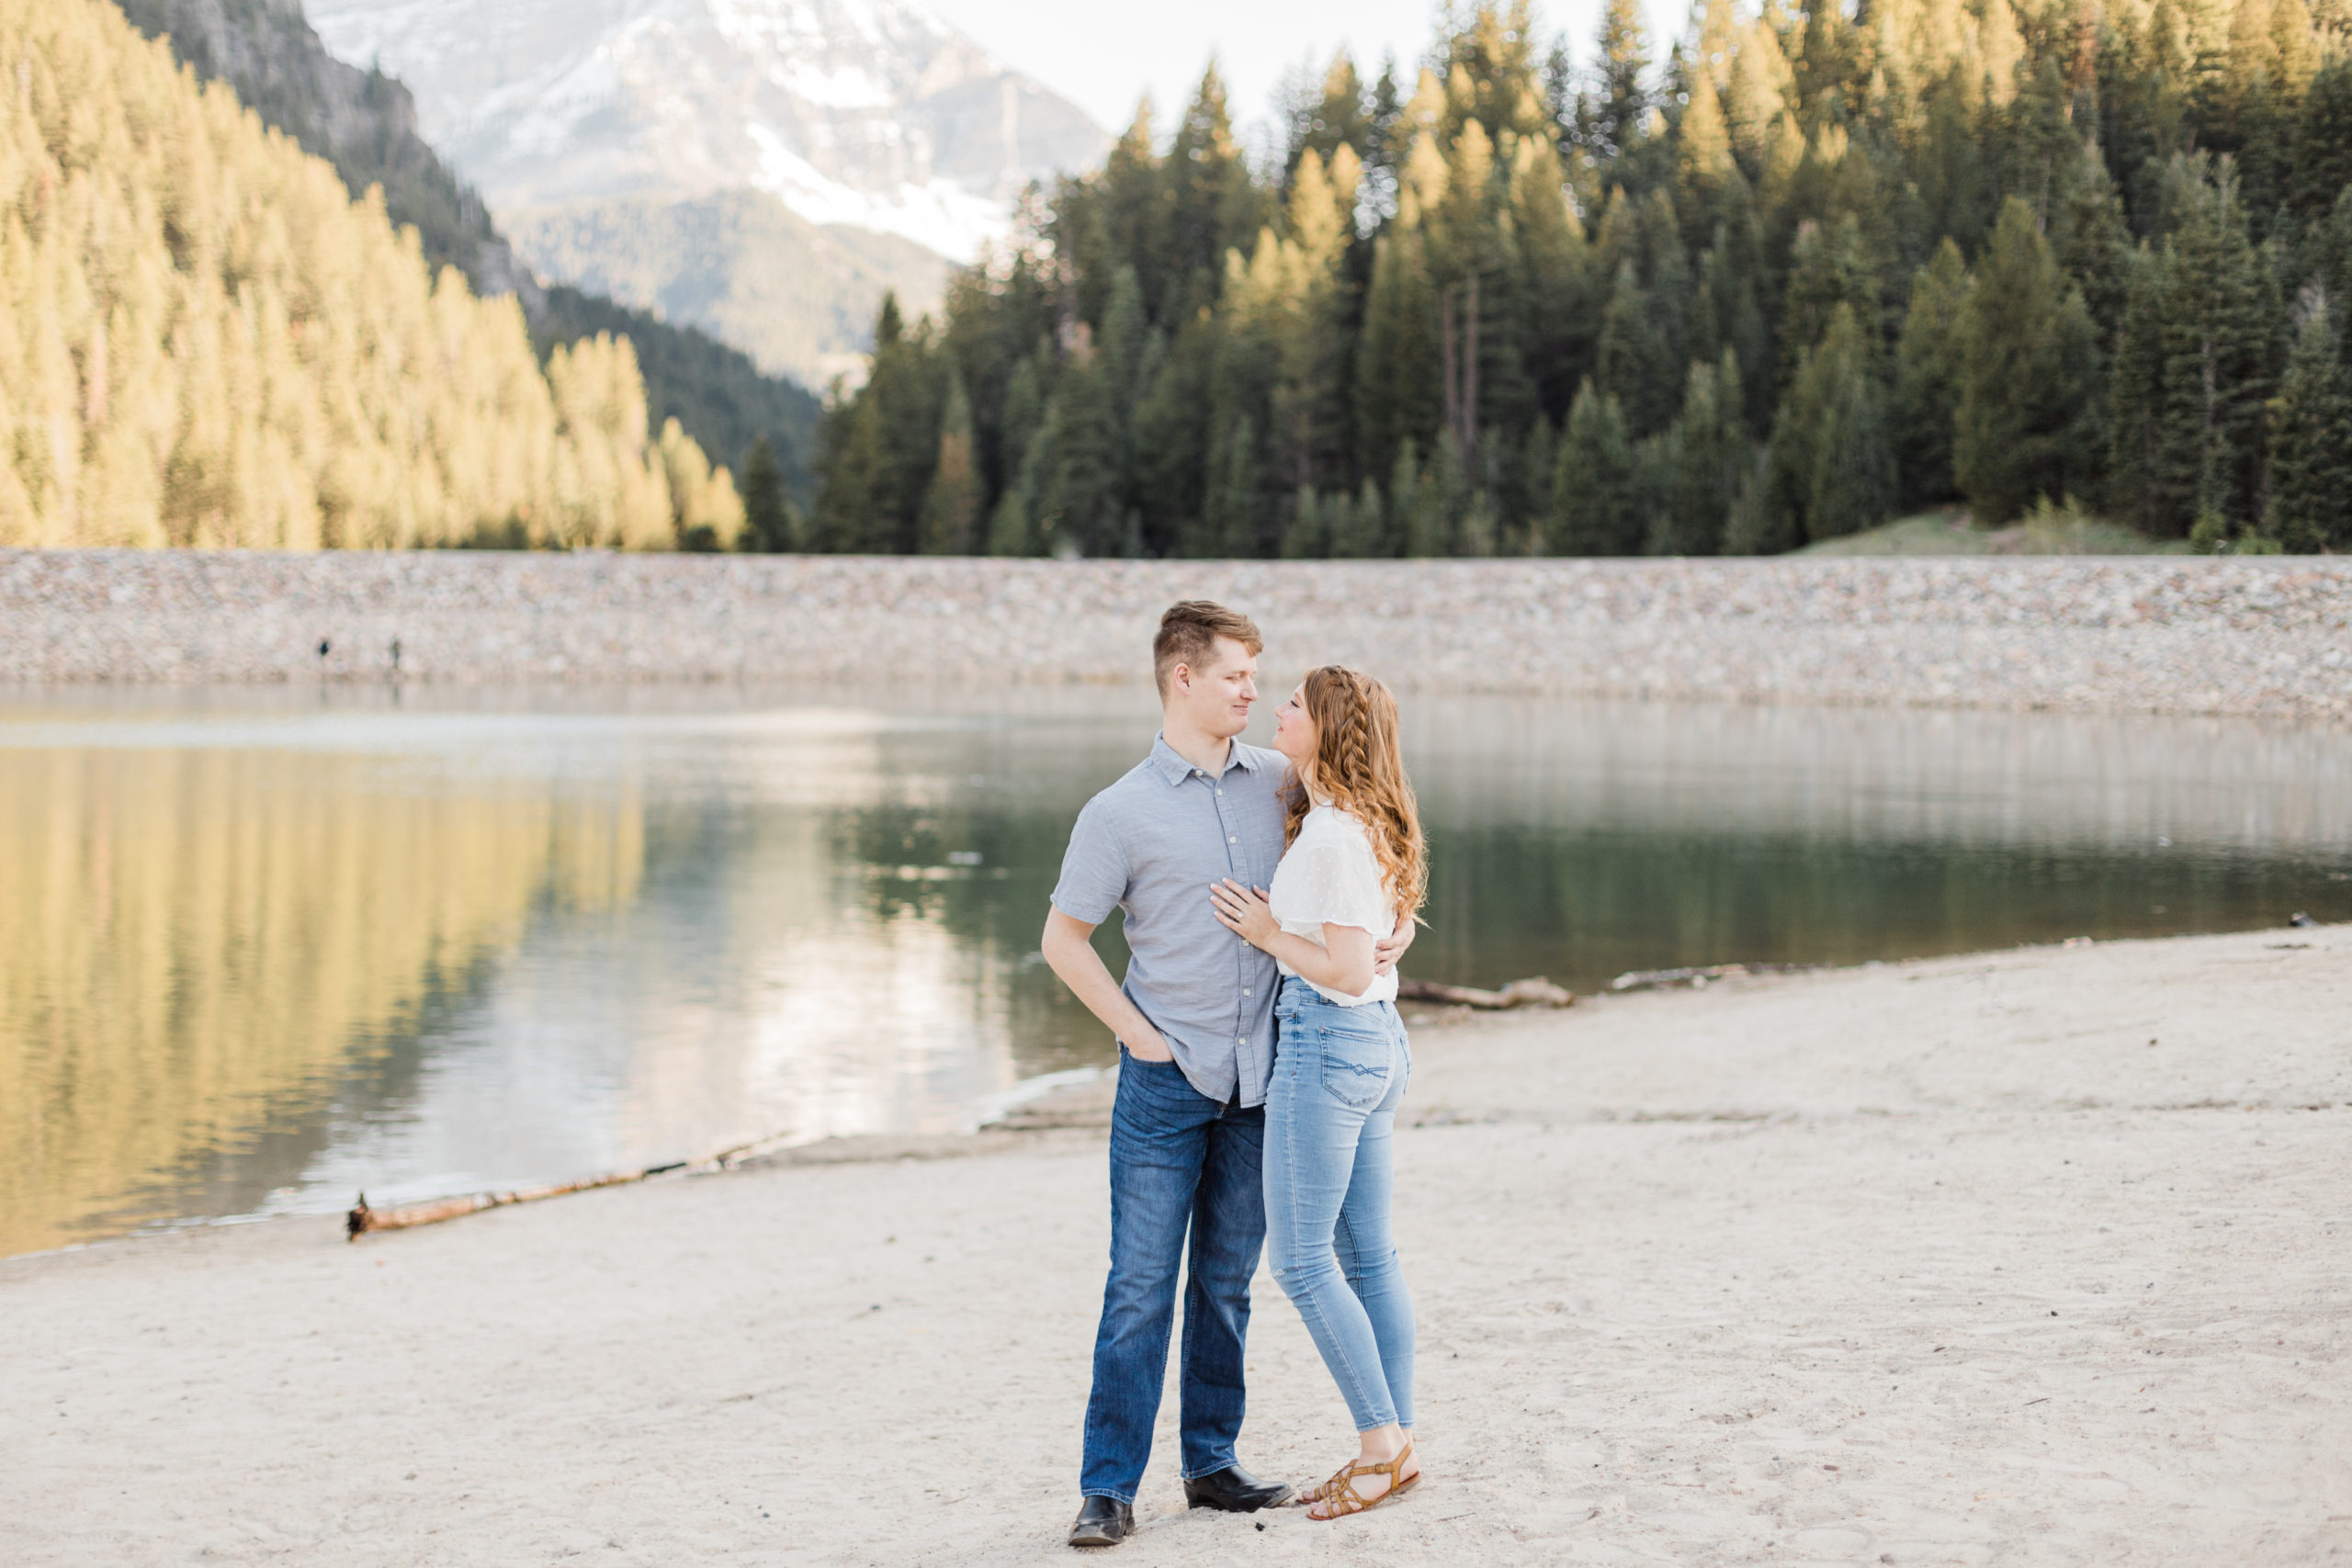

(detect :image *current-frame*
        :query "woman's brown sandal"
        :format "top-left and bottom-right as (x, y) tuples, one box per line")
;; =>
(1297, 1434), (1418, 1506)
(1306, 1438), (1419, 1520)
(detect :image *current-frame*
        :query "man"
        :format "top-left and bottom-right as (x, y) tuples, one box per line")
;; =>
(1044, 601), (1415, 1548)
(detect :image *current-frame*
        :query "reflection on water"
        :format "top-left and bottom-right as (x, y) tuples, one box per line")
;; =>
(0, 739), (639, 1258)
(2, 685), (2346, 1258)
(1407, 699), (2352, 987)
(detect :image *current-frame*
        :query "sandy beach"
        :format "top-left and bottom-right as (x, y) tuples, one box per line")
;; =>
(4, 923), (2346, 1566)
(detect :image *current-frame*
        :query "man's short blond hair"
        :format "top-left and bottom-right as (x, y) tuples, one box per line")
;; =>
(1153, 601), (1262, 699)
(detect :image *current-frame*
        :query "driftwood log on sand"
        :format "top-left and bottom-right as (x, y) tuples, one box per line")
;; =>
(346, 1132), (788, 1239)
(1396, 976), (1575, 1010)
(347, 1169), (679, 1239)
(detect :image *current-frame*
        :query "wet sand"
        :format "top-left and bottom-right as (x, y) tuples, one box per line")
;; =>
(3, 924), (2346, 1565)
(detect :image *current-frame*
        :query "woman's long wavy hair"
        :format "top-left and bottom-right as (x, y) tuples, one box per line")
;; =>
(1283, 666), (1427, 920)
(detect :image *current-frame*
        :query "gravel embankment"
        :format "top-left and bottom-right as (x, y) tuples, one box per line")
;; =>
(6, 550), (2351, 717)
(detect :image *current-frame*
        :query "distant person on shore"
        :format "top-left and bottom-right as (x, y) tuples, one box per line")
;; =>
(1043, 602), (1416, 1548)
(1210, 666), (1427, 1519)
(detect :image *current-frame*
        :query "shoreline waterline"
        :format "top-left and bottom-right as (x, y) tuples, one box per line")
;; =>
(0, 920), (2322, 1266)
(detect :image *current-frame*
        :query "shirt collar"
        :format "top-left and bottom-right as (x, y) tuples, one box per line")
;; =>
(1148, 732), (1261, 785)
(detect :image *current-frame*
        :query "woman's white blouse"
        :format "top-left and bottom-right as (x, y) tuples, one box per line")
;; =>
(1267, 804), (1397, 1007)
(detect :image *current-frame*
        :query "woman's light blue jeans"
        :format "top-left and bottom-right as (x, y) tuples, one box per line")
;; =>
(1264, 975), (1416, 1432)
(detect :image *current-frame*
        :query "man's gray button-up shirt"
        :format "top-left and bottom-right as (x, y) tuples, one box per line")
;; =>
(1049, 734), (1288, 1107)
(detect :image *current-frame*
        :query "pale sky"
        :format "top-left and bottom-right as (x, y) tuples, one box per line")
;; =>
(924, 0), (1690, 145)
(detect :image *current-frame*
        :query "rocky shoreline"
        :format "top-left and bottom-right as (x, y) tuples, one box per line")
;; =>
(6, 549), (2351, 718)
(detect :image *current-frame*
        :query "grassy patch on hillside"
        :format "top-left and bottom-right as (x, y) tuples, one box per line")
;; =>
(1798, 504), (2191, 558)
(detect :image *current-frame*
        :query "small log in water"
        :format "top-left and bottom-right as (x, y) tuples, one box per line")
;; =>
(1396, 976), (1575, 1010)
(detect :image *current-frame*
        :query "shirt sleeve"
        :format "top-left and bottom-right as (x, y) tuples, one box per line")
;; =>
(1280, 837), (1389, 933)
(1049, 798), (1128, 924)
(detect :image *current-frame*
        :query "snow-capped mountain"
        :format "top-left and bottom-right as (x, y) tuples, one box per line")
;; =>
(307, 0), (1107, 262)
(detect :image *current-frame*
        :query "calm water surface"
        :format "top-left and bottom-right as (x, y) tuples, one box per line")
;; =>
(5, 683), (2347, 1258)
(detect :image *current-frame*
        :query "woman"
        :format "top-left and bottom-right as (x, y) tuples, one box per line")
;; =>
(1209, 666), (1426, 1521)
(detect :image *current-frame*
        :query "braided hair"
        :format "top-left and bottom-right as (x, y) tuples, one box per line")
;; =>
(1283, 666), (1428, 922)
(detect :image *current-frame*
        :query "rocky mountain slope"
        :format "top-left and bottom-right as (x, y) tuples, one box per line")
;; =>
(114, 0), (537, 301)
(506, 191), (947, 390)
(307, 0), (1108, 383)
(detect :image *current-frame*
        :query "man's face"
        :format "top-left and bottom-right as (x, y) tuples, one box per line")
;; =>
(1170, 637), (1259, 739)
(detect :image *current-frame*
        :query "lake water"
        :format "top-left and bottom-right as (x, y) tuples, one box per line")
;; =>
(5, 683), (2347, 1258)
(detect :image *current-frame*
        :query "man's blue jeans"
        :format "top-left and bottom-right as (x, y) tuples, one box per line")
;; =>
(1080, 1047), (1267, 1504)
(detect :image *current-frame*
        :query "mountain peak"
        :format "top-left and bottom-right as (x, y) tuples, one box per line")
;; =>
(309, 0), (1107, 261)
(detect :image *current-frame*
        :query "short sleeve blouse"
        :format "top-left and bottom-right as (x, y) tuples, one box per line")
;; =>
(1267, 805), (1397, 1006)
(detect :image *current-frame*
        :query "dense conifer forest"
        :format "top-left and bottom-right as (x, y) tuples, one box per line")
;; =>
(0, 0), (742, 549)
(815, 0), (2352, 557)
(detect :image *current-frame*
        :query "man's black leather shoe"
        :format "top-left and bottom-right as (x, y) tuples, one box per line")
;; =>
(1069, 1495), (1134, 1548)
(1182, 1465), (1295, 1512)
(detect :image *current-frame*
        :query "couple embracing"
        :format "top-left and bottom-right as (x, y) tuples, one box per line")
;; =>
(1043, 601), (1427, 1547)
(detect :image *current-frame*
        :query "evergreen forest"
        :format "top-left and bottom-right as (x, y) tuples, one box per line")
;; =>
(815, 0), (2352, 558)
(0, 0), (744, 549)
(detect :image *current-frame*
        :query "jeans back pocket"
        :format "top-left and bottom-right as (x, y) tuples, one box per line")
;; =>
(1317, 1010), (1394, 1110)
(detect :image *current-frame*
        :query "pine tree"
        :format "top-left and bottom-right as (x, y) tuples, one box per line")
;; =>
(1677, 73), (1735, 224)
(2288, 60), (2352, 221)
(1697, 182), (1774, 430)
(1895, 239), (1971, 506)
(1722, 12), (1792, 173)
(1354, 229), (1441, 480)
(1283, 54), (1374, 184)
(1596, 260), (1678, 434)
(920, 374), (982, 555)
(1040, 357), (1125, 558)
(1511, 416), (1558, 552)
(996, 356), (1046, 502)
(1766, 304), (1896, 543)
(1339, 474), (1390, 557)
(1131, 317), (1216, 553)
(1280, 486), (1328, 558)
(1202, 415), (1263, 558)
(2108, 155), (2288, 533)
(661, 418), (745, 550)
(1552, 379), (1644, 553)
(987, 438), (1042, 557)
(1953, 198), (2102, 522)
(1650, 352), (1751, 555)
(1162, 66), (1263, 317)
(2260, 288), (2352, 549)
(2051, 141), (2136, 364)
(1510, 130), (1596, 420)
(2318, 189), (2352, 353)
(738, 437), (794, 552)
(1779, 215), (1881, 389)
(1389, 439), (1445, 556)
(1592, 0), (1654, 163)
(2106, 245), (2169, 526)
